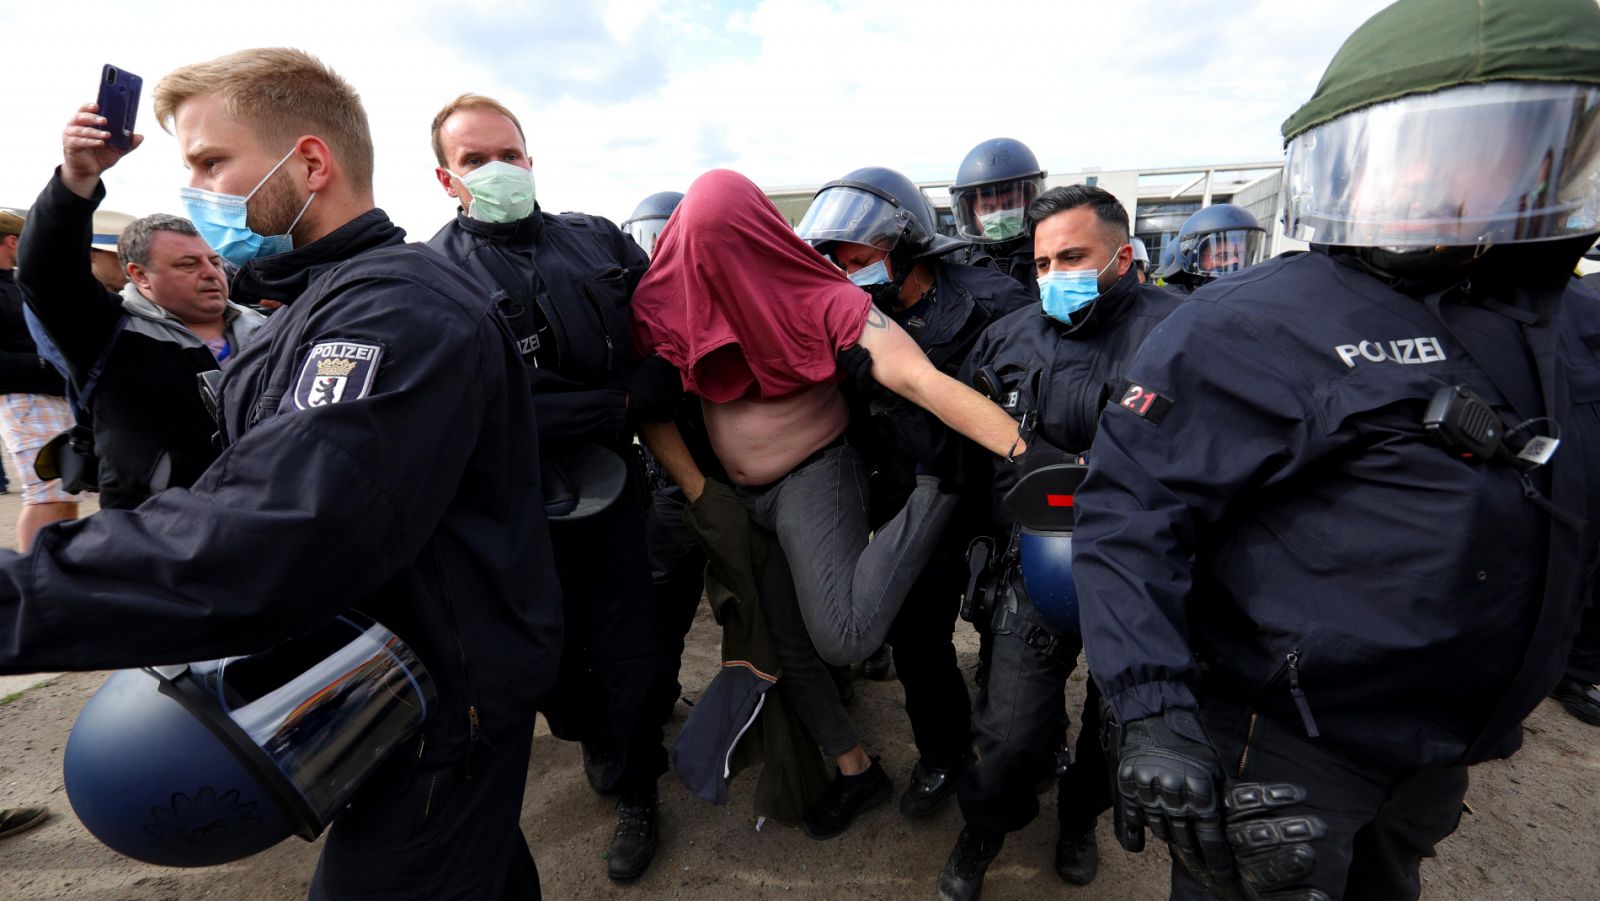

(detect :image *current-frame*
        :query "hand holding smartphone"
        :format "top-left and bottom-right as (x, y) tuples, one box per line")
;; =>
(96, 64), (142, 151)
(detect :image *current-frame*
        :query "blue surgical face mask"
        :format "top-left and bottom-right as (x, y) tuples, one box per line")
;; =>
(179, 147), (316, 268)
(848, 258), (891, 287)
(1037, 252), (1120, 324)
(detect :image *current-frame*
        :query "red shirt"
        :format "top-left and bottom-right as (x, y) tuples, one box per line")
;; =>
(630, 169), (871, 403)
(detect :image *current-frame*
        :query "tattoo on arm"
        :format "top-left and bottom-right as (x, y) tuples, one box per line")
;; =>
(866, 308), (887, 329)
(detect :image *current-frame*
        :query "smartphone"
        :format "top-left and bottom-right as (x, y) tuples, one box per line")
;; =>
(97, 64), (142, 151)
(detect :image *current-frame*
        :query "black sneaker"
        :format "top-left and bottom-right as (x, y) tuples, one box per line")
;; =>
(804, 757), (891, 839)
(900, 759), (962, 819)
(861, 644), (893, 681)
(1054, 822), (1099, 885)
(936, 824), (1004, 901)
(1551, 678), (1600, 727)
(605, 793), (659, 883)
(583, 738), (621, 796)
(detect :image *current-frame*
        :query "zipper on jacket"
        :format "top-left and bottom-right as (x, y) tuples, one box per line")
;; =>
(1286, 649), (1321, 738)
(580, 283), (616, 371)
(1236, 711), (1259, 776)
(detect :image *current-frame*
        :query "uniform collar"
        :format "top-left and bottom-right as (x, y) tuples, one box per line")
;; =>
(452, 203), (544, 247)
(231, 208), (406, 306)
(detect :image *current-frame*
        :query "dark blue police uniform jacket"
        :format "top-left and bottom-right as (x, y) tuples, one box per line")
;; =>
(429, 207), (677, 453)
(962, 268), (1178, 530)
(0, 209), (562, 768)
(1074, 247), (1600, 770)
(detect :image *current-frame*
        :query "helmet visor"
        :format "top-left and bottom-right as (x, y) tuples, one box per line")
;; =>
(189, 615), (435, 832)
(624, 217), (669, 258)
(1181, 228), (1266, 277)
(951, 177), (1043, 243)
(1284, 82), (1600, 248)
(796, 185), (909, 253)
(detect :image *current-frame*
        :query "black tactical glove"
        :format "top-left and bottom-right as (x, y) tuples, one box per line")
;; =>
(625, 354), (683, 425)
(1012, 436), (1076, 477)
(1115, 708), (1234, 879)
(1226, 783), (1330, 901)
(836, 344), (877, 391)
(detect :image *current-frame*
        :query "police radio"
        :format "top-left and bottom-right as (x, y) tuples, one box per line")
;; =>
(1423, 384), (1561, 470)
(1422, 384), (1504, 461)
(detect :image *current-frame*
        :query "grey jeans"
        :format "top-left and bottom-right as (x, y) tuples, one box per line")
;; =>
(738, 444), (957, 666)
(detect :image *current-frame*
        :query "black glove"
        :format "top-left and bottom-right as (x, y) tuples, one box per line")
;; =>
(1226, 783), (1330, 901)
(1013, 436), (1076, 476)
(625, 355), (683, 425)
(836, 344), (877, 391)
(1115, 708), (1234, 879)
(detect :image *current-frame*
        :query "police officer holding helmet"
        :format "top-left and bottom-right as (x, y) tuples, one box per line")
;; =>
(1074, 1), (1600, 898)
(950, 138), (1047, 295)
(1152, 202), (1267, 294)
(934, 184), (1177, 900)
(798, 166), (1033, 821)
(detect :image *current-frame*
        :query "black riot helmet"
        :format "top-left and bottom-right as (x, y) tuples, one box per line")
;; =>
(621, 191), (683, 258)
(950, 138), (1047, 245)
(1153, 203), (1267, 286)
(796, 166), (962, 305)
(63, 614), (435, 867)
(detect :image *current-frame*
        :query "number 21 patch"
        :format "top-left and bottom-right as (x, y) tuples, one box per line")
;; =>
(1117, 383), (1173, 424)
(294, 341), (383, 410)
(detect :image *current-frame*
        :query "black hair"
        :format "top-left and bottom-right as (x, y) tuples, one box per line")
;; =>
(1026, 184), (1130, 244)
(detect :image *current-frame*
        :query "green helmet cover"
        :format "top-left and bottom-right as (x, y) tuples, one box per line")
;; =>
(1282, 0), (1600, 141)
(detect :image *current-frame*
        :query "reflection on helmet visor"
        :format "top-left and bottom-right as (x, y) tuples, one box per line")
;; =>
(1184, 229), (1266, 276)
(1285, 82), (1600, 247)
(952, 178), (1042, 243)
(626, 218), (668, 258)
(796, 186), (909, 252)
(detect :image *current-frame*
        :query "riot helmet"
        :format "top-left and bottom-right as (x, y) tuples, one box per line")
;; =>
(621, 191), (683, 259)
(64, 614), (434, 866)
(1004, 463), (1088, 636)
(797, 166), (959, 305)
(1281, 0), (1600, 253)
(1155, 204), (1266, 284)
(950, 138), (1047, 245)
(1129, 236), (1151, 281)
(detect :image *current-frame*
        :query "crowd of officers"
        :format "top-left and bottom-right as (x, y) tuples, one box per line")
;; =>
(0, 1), (1599, 899)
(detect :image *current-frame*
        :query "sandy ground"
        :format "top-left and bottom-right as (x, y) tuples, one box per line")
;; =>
(0, 454), (1596, 899)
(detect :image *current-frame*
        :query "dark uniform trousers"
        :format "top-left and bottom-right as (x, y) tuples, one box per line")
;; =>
(311, 718), (542, 900)
(884, 524), (973, 771)
(547, 485), (670, 794)
(958, 585), (1111, 835)
(644, 481), (706, 727)
(1171, 697), (1468, 901)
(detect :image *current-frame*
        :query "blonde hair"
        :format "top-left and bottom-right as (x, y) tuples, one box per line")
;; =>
(430, 93), (526, 167)
(154, 48), (374, 189)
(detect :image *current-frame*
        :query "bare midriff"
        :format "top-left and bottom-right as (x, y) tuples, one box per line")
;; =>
(703, 383), (849, 487)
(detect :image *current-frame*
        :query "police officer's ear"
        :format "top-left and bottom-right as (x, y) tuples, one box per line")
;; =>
(1111, 242), (1135, 280)
(292, 135), (337, 196)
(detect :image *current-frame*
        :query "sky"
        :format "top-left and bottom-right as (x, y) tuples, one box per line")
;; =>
(1, 0), (1397, 240)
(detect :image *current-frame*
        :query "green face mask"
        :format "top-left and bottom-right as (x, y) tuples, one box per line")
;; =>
(979, 207), (1026, 241)
(451, 161), (537, 224)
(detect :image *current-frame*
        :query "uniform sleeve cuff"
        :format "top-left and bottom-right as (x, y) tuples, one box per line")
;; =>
(1103, 679), (1198, 725)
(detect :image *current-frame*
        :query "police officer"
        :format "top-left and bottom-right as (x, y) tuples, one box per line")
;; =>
(797, 166), (1034, 820)
(1129, 236), (1151, 284)
(622, 191), (683, 260)
(934, 185), (1177, 901)
(950, 138), (1047, 295)
(0, 49), (561, 899)
(1151, 202), (1266, 294)
(426, 95), (679, 884)
(1074, 1), (1600, 897)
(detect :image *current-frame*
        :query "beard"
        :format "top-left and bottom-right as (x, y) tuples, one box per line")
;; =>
(245, 167), (308, 241)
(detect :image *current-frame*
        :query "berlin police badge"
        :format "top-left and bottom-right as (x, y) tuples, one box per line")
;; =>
(294, 341), (383, 410)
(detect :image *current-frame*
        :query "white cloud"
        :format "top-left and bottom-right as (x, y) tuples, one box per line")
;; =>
(0, 0), (1393, 244)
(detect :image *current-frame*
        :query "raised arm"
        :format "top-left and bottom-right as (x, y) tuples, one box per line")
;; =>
(852, 306), (1025, 459)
